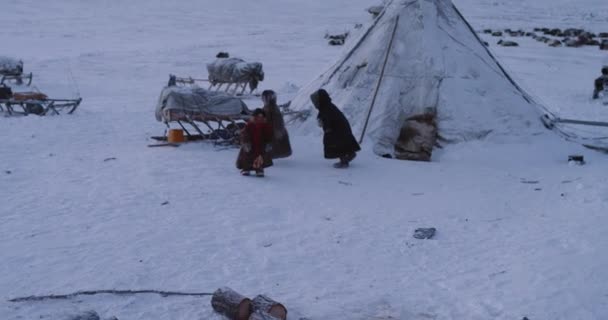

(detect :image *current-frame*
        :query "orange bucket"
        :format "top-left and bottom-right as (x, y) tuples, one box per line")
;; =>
(167, 129), (186, 143)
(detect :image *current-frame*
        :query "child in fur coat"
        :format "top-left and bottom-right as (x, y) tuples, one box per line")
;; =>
(236, 108), (273, 177)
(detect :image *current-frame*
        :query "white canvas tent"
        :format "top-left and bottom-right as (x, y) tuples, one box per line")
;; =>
(288, 0), (549, 160)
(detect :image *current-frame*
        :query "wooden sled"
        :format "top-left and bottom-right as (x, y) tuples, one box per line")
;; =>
(0, 92), (82, 116)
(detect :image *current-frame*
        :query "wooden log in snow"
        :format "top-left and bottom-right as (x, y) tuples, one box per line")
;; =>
(211, 287), (252, 320)
(251, 295), (287, 320)
(248, 310), (282, 320)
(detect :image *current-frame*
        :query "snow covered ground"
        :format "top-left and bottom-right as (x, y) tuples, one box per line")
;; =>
(1, 0), (608, 319)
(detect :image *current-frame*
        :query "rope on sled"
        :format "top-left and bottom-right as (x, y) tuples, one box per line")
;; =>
(8, 289), (214, 303)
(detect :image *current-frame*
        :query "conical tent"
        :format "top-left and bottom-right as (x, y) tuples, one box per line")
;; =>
(289, 0), (546, 160)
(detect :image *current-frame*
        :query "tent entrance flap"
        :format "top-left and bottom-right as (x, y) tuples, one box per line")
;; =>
(394, 112), (438, 161)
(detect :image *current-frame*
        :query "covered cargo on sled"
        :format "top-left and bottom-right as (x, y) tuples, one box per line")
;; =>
(155, 83), (251, 143)
(172, 56), (264, 96)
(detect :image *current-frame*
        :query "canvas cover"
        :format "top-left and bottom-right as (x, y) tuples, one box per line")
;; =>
(155, 86), (250, 122)
(0, 56), (23, 75)
(288, 0), (546, 159)
(206, 58), (264, 90)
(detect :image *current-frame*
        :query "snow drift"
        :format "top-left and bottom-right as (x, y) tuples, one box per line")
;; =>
(289, 0), (546, 160)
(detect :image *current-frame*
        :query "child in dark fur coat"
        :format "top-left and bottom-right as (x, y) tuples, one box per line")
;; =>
(236, 108), (273, 177)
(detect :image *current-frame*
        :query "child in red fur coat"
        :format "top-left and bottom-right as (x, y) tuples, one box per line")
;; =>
(236, 108), (273, 177)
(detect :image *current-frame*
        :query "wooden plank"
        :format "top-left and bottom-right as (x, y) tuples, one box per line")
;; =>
(147, 143), (180, 148)
(554, 118), (608, 128)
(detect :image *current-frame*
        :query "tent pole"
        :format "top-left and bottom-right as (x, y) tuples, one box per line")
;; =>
(359, 15), (400, 144)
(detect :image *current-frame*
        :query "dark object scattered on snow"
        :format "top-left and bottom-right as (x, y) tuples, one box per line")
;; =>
(523, 317), (530, 320)
(563, 37), (583, 47)
(578, 33), (598, 46)
(563, 28), (584, 37)
(367, 5), (384, 17)
(497, 40), (519, 47)
(413, 227), (436, 240)
(5, 170), (11, 174)
(520, 179), (540, 184)
(103, 157), (117, 162)
(326, 32), (349, 46)
(483, 41), (489, 46)
(568, 155), (585, 165)
(216, 52), (230, 58)
(489, 270), (507, 277)
(161, 201), (169, 206)
(354, 23), (363, 29)
(548, 39), (562, 47)
(506, 29), (525, 37)
(544, 28), (562, 37)
(68, 311), (100, 320)
(479, 26), (607, 50)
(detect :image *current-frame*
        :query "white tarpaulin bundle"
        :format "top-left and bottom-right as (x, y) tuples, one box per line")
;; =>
(0, 56), (23, 74)
(206, 58), (264, 91)
(288, 0), (546, 160)
(155, 86), (250, 122)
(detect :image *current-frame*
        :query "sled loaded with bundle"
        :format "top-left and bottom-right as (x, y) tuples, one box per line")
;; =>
(0, 84), (81, 116)
(171, 53), (264, 96)
(154, 76), (251, 144)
